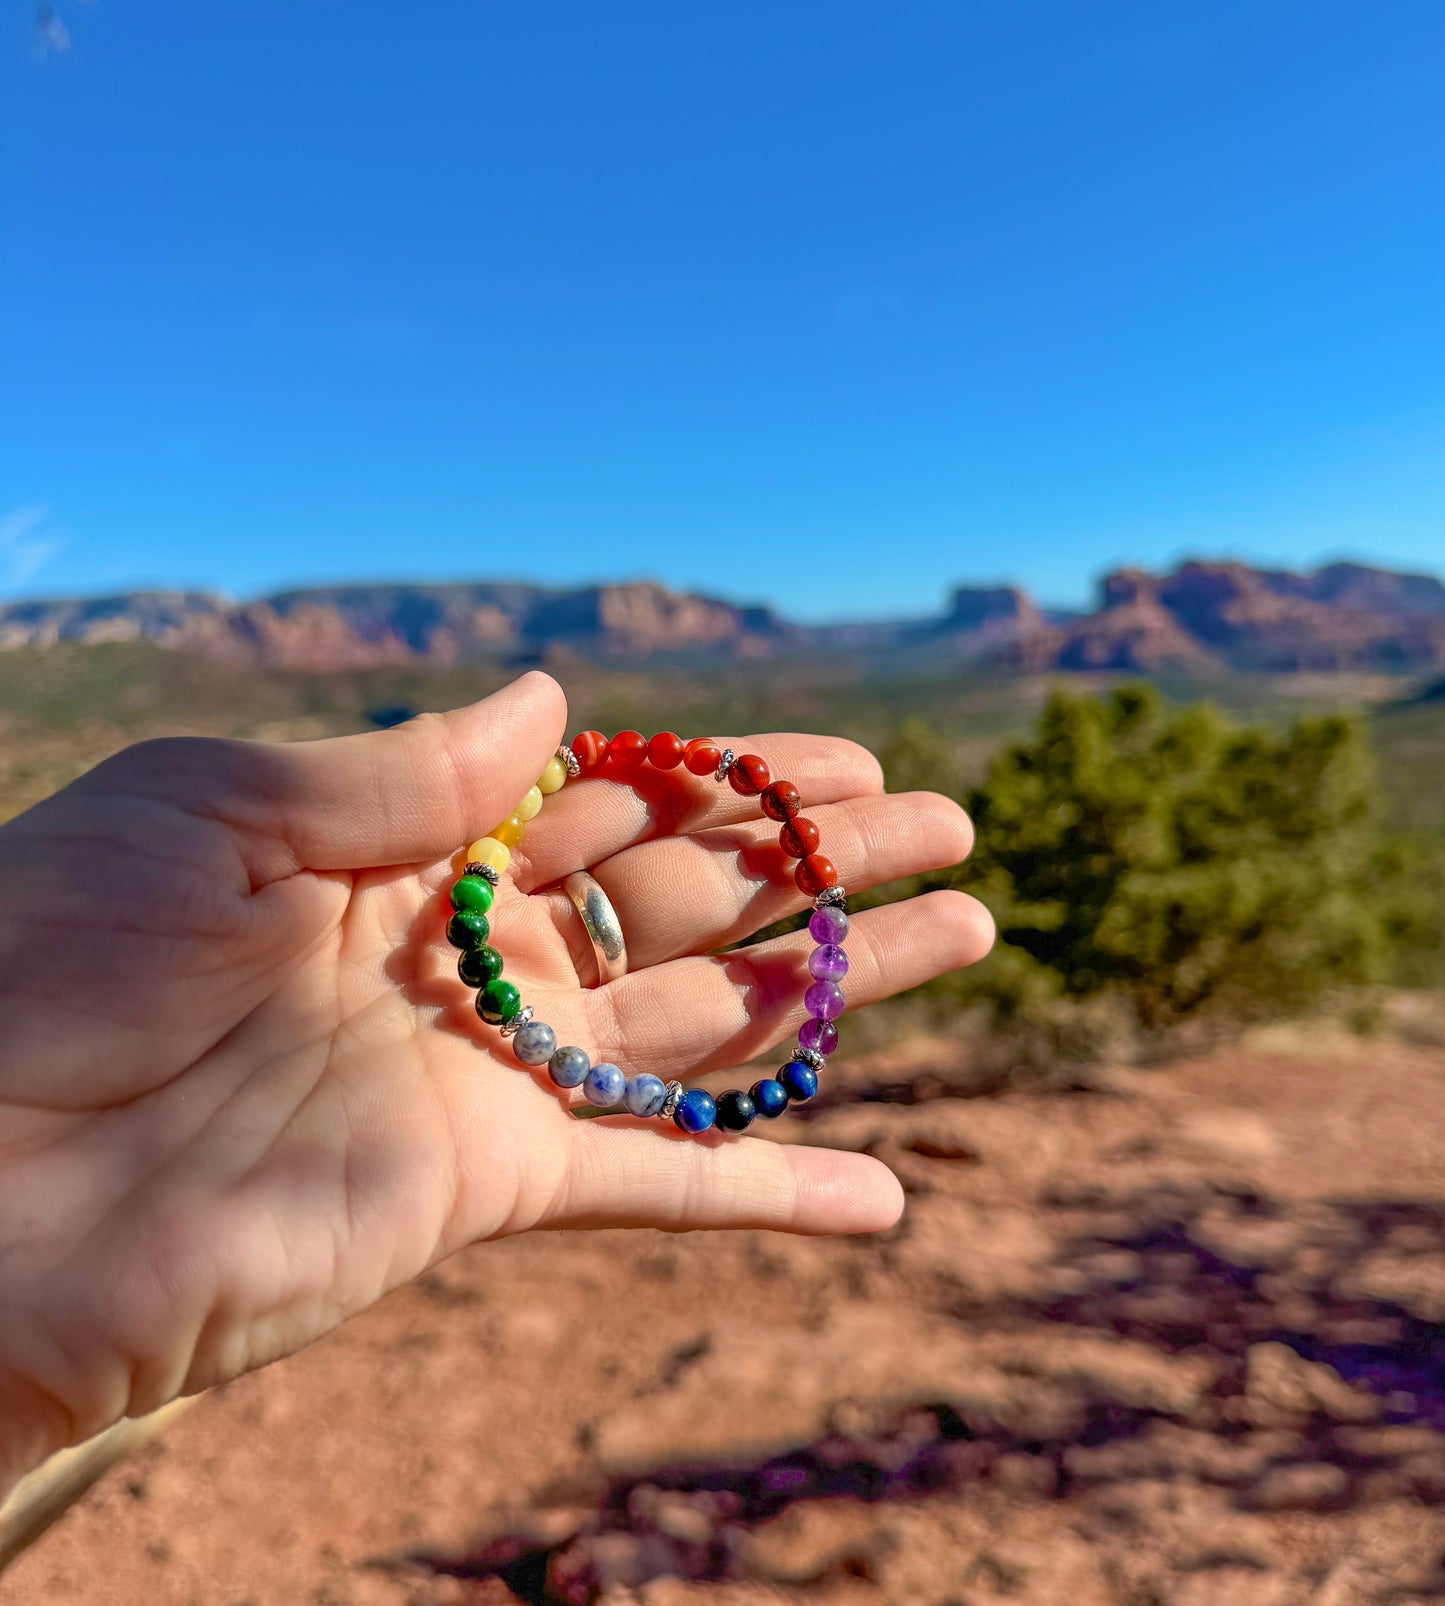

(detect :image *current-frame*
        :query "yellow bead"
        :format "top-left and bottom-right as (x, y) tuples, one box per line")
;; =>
(536, 755), (568, 795)
(516, 785), (544, 822)
(487, 812), (525, 849)
(466, 836), (511, 874)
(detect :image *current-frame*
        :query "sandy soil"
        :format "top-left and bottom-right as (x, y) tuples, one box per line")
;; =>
(7, 1024), (1445, 1606)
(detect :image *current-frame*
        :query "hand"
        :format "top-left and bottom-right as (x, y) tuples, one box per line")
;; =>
(0, 672), (992, 1490)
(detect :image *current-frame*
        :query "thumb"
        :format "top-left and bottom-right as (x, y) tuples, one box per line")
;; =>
(116, 671), (569, 878)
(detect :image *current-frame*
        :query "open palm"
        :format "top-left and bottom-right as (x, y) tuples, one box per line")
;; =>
(0, 672), (992, 1489)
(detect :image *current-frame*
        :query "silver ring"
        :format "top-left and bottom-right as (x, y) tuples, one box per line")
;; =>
(562, 871), (628, 985)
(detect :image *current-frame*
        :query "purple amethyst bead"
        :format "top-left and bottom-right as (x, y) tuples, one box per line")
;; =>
(808, 943), (849, 981)
(804, 979), (845, 1020)
(798, 1017), (839, 1056)
(809, 904), (848, 945)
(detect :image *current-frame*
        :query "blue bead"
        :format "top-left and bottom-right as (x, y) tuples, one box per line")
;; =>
(779, 1061), (818, 1103)
(512, 1021), (558, 1066)
(624, 1073), (668, 1117)
(673, 1088), (717, 1134)
(548, 1045), (590, 1088)
(584, 1061), (626, 1107)
(750, 1078), (789, 1118)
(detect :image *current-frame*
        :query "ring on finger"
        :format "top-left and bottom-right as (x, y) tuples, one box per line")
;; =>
(562, 870), (629, 985)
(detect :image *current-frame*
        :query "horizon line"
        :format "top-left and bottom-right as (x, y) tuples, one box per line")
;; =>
(1, 551), (1441, 625)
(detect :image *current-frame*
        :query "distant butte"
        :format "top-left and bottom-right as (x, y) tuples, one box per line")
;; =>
(1, 561), (1443, 675)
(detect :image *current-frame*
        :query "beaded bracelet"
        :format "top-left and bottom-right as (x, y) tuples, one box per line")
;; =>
(443, 731), (849, 1137)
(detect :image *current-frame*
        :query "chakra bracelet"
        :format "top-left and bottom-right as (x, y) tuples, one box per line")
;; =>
(444, 731), (849, 1137)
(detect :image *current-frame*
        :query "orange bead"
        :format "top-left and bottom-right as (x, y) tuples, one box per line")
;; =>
(729, 753), (771, 795)
(795, 853), (839, 896)
(683, 738), (722, 776)
(608, 730), (648, 767)
(488, 812), (525, 848)
(572, 731), (609, 773)
(779, 817), (820, 858)
(647, 731), (685, 769)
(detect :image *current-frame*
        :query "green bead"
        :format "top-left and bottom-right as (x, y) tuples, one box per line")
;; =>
(446, 910), (491, 950)
(458, 945), (504, 988)
(476, 978), (522, 1026)
(450, 875), (495, 916)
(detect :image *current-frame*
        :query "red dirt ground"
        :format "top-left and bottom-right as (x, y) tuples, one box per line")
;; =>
(8, 1024), (1445, 1606)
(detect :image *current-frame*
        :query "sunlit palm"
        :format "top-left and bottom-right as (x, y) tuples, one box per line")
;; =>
(0, 672), (992, 1479)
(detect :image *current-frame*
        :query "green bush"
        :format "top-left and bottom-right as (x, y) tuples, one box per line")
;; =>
(883, 685), (1444, 1036)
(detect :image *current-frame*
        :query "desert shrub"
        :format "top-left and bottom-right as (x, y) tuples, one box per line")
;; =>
(876, 714), (967, 799)
(882, 684), (1443, 1037)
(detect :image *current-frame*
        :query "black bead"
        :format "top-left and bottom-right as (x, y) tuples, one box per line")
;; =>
(715, 1090), (756, 1132)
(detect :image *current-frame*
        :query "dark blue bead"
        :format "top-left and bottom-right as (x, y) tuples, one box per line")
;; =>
(715, 1090), (756, 1132)
(673, 1088), (717, 1134)
(750, 1078), (789, 1118)
(779, 1061), (818, 1103)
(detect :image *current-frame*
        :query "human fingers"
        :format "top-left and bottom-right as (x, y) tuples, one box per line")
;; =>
(543, 789), (973, 975)
(580, 890), (994, 1079)
(539, 1122), (905, 1234)
(97, 672), (568, 885)
(510, 733), (884, 892)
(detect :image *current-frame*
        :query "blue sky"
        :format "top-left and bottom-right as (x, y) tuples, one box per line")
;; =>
(3, 1), (1443, 619)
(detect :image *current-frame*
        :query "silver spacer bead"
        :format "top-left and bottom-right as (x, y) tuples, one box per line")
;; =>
(813, 884), (847, 909)
(499, 1005), (535, 1039)
(464, 861), (501, 886)
(793, 1046), (826, 1076)
(661, 1079), (683, 1118)
(560, 743), (581, 779)
(714, 748), (736, 784)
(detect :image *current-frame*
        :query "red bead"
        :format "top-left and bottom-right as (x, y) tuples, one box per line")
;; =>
(760, 781), (802, 821)
(608, 730), (648, 767)
(647, 732), (685, 769)
(729, 753), (771, 795)
(795, 853), (839, 896)
(683, 738), (722, 777)
(572, 731), (609, 773)
(779, 817), (820, 858)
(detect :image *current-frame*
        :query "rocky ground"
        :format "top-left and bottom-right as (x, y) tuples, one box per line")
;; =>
(8, 1016), (1445, 1606)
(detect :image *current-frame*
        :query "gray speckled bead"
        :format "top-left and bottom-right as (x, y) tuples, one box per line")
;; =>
(623, 1073), (668, 1118)
(584, 1061), (626, 1107)
(549, 1044), (590, 1088)
(512, 1021), (558, 1066)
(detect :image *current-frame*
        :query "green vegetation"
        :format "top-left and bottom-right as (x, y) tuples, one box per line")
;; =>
(883, 685), (1445, 1048)
(0, 644), (1441, 1055)
(4, 640), (1442, 823)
